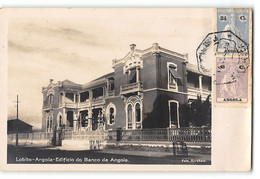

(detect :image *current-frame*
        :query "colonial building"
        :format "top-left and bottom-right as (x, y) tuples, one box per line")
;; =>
(41, 43), (211, 132)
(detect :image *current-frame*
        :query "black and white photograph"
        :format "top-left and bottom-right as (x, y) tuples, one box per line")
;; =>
(0, 7), (252, 172)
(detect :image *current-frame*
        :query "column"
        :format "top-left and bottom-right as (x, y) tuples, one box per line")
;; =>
(136, 67), (140, 83)
(89, 90), (93, 101)
(62, 108), (66, 126)
(199, 75), (203, 94)
(102, 108), (105, 130)
(73, 111), (79, 132)
(127, 70), (130, 83)
(62, 92), (66, 105)
(73, 93), (76, 103)
(79, 113), (82, 130)
(106, 79), (110, 97)
(88, 109), (93, 131)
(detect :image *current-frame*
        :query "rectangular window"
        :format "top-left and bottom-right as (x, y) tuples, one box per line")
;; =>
(169, 67), (177, 84)
(128, 69), (136, 84)
(169, 101), (180, 128)
(168, 63), (179, 91)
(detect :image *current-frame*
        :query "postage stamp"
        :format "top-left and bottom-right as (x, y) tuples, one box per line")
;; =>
(216, 8), (250, 54)
(197, 8), (252, 107)
(215, 57), (249, 103)
(215, 8), (251, 106)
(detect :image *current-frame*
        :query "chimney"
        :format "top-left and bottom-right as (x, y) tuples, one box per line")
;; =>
(152, 43), (159, 47)
(130, 44), (136, 52)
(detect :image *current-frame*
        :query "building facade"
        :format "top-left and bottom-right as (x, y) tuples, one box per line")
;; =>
(41, 43), (211, 132)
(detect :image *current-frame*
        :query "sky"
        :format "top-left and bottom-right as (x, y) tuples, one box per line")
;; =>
(7, 8), (213, 129)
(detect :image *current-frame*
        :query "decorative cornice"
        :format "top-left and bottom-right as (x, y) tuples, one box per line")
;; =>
(42, 80), (63, 93)
(112, 43), (187, 69)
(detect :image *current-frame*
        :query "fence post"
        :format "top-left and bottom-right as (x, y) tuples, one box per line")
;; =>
(202, 127), (206, 142)
(167, 128), (170, 141)
(140, 129), (142, 142)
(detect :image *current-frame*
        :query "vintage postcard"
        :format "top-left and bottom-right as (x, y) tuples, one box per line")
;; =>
(0, 8), (252, 171)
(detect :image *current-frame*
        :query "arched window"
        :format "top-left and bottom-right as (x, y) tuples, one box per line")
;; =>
(48, 94), (54, 104)
(47, 118), (49, 132)
(135, 103), (141, 129)
(59, 115), (62, 127)
(106, 103), (116, 126)
(50, 118), (52, 132)
(109, 108), (115, 124)
(127, 104), (133, 129)
(125, 96), (143, 129)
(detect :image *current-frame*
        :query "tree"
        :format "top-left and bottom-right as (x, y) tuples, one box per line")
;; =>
(189, 95), (211, 127)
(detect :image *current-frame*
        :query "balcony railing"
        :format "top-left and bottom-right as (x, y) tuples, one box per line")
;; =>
(187, 87), (211, 100)
(63, 102), (75, 108)
(168, 82), (177, 90)
(78, 100), (90, 108)
(107, 90), (115, 97)
(120, 82), (143, 95)
(43, 104), (51, 109)
(92, 97), (105, 105)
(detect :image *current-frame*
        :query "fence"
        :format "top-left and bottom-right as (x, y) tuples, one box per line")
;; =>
(64, 130), (108, 141)
(107, 127), (211, 143)
(7, 132), (53, 146)
(7, 127), (211, 147)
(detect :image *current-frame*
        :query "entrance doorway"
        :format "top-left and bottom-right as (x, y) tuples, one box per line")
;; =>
(92, 108), (103, 130)
(67, 111), (74, 127)
(80, 110), (88, 127)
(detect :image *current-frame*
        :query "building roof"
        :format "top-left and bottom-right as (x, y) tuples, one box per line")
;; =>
(82, 72), (114, 90)
(186, 63), (211, 77)
(91, 72), (114, 81)
(62, 79), (82, 87)
(61, 79), (83, 91)
(8, 119), (33, 128)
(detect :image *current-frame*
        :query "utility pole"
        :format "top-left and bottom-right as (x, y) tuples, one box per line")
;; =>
(14, 95), (20, 148)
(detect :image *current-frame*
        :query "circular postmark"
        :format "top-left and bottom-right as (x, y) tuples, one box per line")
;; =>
(196, 30), (249, 85)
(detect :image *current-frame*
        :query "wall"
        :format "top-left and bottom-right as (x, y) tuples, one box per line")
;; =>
(104, 96), (126, 130)
(142, 53), (158, 89)
(113, 64), (127, 96)
(143, 89), (188, 129)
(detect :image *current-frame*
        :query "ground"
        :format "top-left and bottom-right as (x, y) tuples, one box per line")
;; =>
(7, 145), (211, 165)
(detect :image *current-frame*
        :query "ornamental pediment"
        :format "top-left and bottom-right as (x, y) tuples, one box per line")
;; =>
(42, 79), (62, 93)
(123, 47), (143, 73)
(112, 43), (187, 69)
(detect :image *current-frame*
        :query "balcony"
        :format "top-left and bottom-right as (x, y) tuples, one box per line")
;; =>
(43, 104), (52, 110)
(63, 102), (76, 108)
(78, 100), (90, 108)
(187, 87), (211, 100)
(120, 82), (143, 95)
(92, 97), (105, 106)
(107, 90), (115, 97)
